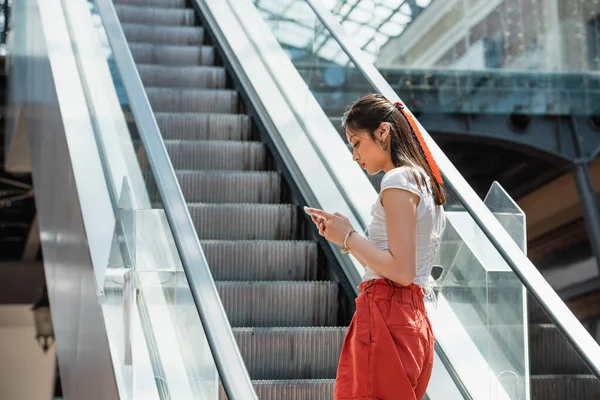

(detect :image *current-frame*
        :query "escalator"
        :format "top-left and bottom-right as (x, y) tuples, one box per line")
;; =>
(114, 0), (348, 396)
(10, 0), (600, 399)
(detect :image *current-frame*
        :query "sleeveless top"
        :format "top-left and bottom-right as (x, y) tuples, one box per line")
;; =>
(365, 165), (446, 298)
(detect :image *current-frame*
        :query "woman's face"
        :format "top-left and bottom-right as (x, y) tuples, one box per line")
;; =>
(346, 123), (391, 175)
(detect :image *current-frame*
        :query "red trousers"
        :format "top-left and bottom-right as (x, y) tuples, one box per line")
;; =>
(334, 279), (435, 400)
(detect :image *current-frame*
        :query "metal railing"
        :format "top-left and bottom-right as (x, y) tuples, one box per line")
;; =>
(93, 0), (258, 398)
(305, 0), (600, 379)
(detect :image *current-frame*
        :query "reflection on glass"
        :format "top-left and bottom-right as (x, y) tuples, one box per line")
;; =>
(254, 0), (386, 188)
(257, 0), (600, 116)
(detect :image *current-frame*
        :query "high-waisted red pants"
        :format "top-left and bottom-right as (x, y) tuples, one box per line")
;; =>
(334, 279), (435, 400)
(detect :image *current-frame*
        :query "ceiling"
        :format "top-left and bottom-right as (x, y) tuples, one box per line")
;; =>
(254, 0), (432, 63)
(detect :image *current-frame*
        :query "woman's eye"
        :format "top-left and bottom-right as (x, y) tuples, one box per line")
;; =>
(353, 142), (359, 148)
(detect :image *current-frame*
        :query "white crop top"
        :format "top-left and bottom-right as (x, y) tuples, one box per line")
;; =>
(364, 166), (446, 295)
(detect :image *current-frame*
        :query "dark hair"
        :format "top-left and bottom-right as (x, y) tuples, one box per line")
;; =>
(342, 93), (446, 206)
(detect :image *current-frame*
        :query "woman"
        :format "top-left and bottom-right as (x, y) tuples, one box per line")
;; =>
(305, 93), (446, 400)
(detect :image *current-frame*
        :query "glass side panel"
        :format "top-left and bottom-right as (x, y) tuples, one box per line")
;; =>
(483, 181), (526, 253)
(61, 0), (221, 398)
(431, 183), (528, 400)
(317, 0), (600, 117)
(254, 0), (386, 189)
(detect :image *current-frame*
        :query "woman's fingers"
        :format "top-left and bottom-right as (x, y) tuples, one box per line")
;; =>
(306, 207), (334, 220)
(318, 220), (326, 237)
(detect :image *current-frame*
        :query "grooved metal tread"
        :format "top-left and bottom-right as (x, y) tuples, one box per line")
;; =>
(154, 113), (251, 141)
(200, 240), (318, 281)
(187, 203), (298, 240)
(219, 380), (336, 400)
(164, 140), (267, 171)
(232, 327), (346, 379)
(130, 43), (215, 66)
(147, 88), (238, 113)
(115, 5), (196, 26)
(173, 170), (282, 203)
(217, 282), (339, 327)
(114, 0), (187, 8)
(122, 24), (205, 46)
(137, 64), (226, 89)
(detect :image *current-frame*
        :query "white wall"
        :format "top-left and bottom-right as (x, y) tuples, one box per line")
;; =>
(0, 306), (55, 400)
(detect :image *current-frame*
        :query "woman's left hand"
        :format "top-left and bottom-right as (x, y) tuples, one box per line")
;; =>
(306, 208), (354, 247)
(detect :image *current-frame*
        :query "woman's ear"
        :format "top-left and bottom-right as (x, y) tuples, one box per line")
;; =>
(378, 122), (389, 141)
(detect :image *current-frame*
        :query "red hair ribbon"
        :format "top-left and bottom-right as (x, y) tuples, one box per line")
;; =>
(394, 102), (443, 185)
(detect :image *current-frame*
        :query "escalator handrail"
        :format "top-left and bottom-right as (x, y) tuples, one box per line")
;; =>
(93, 1), (258, 398)
(305, 0), (600, 379)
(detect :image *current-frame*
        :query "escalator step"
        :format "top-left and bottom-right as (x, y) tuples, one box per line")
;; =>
(233, 327), (346, 379)
(130, 43), (214, 66)
(175, 171), (281, 203)
(531, 375), (600, 399)
(201, 240), (318, 281)
(188, 203), (297, 240)
(137, 65), (225, 89)
(165, 140), (265, 170)
(122, 24), (204, 46)
(218, 282), (339, 327)
(218, 380), (336, 400)
(156, 113), (251, 141)
(529, 324), (590, 374)
(147, 88), (237, 113)
(115, 5), (196, 26)
(114, 0), (187, 8)
(528, 294), (551, 324)
(253, 380), (335, 400)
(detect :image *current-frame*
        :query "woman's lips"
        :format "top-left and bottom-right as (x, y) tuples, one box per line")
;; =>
(360, 163), (366, 169)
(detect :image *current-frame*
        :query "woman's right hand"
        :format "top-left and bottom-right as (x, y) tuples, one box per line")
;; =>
(310, 214), (326, 237)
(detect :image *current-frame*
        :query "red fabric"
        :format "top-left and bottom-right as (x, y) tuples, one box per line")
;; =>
(334, 279), (435, 400)
(394, 101), (443, 186)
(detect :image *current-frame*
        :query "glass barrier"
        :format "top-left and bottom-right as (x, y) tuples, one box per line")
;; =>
(429, 182), (528, 400)
(253, 0), (386, 189)
(254, 0), (600, 117)
(61, 0), (221, 397)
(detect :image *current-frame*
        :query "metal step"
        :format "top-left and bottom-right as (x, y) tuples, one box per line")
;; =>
(155, 113), (251, 141)
(122, 24), (204, 46)
(529, 324), (590, 375)
(188, 203), (298, 240)
(528, 294), (551, 324)
(531, 375), (600, 399)
(130, 43), (215, 66)
(200, 240), (318, 281)
(137, 65), (225, 89)
(233, 327), (346, 379)
(253, 380), (335, 400)
(165, 140), (265, 171)
(217, 282), (339, 327)
(218, 380), (336, 400)
(115, 5), (196, 26)
(147, 88), (238, 113)
(175, 171), (281, 203)
(114, 0), (187, 8)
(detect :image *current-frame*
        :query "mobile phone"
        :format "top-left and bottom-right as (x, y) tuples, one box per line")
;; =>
(303, 206), (324, 220)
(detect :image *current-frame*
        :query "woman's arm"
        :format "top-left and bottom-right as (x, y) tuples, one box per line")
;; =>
(346, 188), (418, 285)
(307, 188), (418, 286)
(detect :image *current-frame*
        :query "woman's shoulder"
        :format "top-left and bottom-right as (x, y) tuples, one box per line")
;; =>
(381, 165), (428, 192)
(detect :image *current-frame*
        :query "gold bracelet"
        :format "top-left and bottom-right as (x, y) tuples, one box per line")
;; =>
(341, 229), (357, 254)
